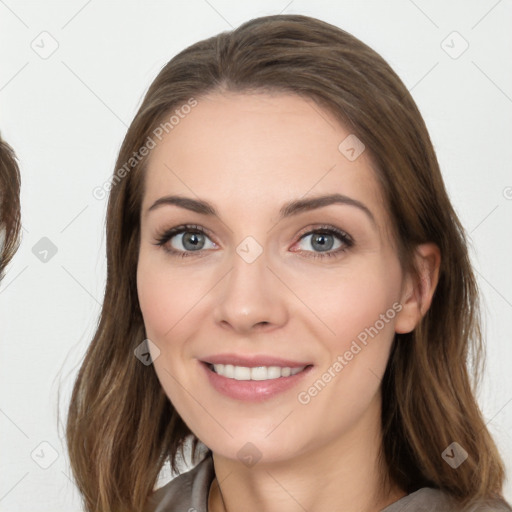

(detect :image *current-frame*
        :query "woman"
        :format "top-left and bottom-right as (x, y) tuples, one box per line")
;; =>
(66, 14), (512, 512)
(0, 135), (21, 282)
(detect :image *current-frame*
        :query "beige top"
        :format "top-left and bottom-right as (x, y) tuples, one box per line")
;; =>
(145, 455), (512, 512)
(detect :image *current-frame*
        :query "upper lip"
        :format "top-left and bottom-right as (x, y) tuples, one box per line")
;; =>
(201, 353), (312, 368)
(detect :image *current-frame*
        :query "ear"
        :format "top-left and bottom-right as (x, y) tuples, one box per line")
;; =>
(394, 243), (441, 334)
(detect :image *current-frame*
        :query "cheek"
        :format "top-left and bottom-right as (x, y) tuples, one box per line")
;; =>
(311, 257), (403, 400)
(293, 264), (401, 428)
(300, 258), (402, 343)
(136, 253), (190, 340)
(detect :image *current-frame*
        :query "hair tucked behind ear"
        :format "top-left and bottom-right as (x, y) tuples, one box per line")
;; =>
(65, 14), (509, 512)
(0, 135), (22, 281)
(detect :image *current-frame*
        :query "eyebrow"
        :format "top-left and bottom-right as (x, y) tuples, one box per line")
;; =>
(146, 193), (376, 227)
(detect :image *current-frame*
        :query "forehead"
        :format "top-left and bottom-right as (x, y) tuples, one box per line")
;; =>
(142, 91), (388, 229)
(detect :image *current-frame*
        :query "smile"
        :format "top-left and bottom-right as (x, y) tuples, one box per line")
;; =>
(208, 363), (307, 380)
(201, 361), (314, 402)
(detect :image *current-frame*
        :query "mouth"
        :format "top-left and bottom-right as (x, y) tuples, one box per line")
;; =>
(199, 359), (314, 402)
(203, 362), (313, 381)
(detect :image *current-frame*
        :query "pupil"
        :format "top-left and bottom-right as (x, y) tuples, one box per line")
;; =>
(183, 232), (204, 250)
(313, 233), (333, 251)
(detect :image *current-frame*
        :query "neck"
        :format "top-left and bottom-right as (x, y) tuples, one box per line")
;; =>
(208, 396), (406, 512)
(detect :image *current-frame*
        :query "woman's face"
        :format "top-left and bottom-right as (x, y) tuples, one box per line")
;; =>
(137, 91), (413, 464)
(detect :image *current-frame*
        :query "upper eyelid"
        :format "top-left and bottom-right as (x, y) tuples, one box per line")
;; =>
(156, 223), (352, 247)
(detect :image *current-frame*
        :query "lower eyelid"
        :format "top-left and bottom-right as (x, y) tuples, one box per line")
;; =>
(155, 226), (353, 257)
(168, 231), (215, 252)
(295, 230), (353, 257)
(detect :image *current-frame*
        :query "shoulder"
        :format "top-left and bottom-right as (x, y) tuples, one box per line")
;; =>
(383, 487), (512, 512)
(144, 455), (215, 512)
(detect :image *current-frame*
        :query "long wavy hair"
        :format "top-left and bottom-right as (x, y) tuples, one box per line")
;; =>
(65, 14), (509, 512)
(0, 136), (22, 281)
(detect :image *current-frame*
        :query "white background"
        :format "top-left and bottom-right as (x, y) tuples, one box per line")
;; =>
(1, 0), (511, 510)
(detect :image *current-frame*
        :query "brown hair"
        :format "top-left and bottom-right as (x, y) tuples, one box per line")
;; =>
(0, 135), (21, 281)
(65, 14), (509, 511)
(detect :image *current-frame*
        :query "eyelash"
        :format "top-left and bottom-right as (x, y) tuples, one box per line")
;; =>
(153, 223), (354, 260)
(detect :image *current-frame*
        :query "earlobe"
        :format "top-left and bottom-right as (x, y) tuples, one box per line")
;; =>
(394, 243), (441, 334)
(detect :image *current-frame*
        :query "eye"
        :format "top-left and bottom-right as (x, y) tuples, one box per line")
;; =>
(293, 225), (353, 259)
(153, 223), (354, 260)
(153, 224), (217, 257)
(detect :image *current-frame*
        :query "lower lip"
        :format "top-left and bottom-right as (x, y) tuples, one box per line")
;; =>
(200, 361), (313, 402)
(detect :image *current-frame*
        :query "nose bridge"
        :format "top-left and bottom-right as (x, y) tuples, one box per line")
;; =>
(213, 238), (288, 332)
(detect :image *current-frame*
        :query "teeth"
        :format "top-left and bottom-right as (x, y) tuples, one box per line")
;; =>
(211, 364), (306, 380)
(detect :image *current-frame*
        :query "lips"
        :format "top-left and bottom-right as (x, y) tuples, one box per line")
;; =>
(201, 353), (312, 368)
(200, 359), (314, 401)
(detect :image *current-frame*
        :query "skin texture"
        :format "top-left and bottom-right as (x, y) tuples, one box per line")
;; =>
(137, 92), (440, 512)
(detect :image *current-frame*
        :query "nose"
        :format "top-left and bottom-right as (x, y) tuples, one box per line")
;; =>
(212, 248), (289, 334)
